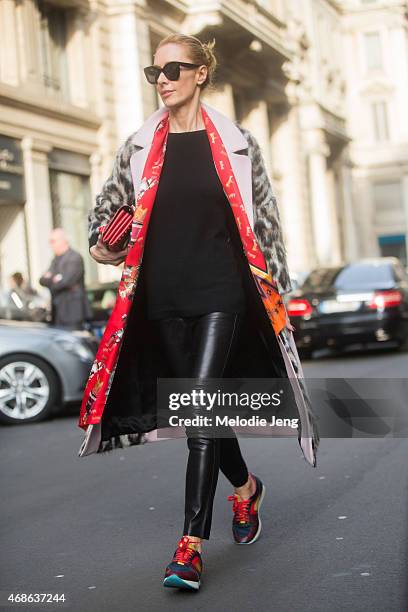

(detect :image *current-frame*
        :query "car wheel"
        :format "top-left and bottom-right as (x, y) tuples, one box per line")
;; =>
(0, 354), (60, 424)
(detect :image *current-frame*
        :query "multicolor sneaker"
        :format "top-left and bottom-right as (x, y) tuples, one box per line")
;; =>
(227, 473), (266, 544)
(163, 536), (202, 591)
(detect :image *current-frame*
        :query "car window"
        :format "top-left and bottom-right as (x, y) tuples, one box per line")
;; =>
(302, 263), (395, 291)
(334, 263), (394, 290)
(87, 286), (118, 311)
(302, 268), (343, 290)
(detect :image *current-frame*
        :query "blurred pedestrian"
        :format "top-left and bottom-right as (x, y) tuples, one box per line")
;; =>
(7, 271), (38, 312)
(0, 272), (47, 321)
(39, 228), (92, 329)
(9, 271), (38, 299)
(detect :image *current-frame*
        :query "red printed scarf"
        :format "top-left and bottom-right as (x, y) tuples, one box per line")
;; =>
(79, 106), (287, 429)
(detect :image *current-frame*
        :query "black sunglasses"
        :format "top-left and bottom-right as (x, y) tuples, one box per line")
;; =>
(143, 61), (201, 84)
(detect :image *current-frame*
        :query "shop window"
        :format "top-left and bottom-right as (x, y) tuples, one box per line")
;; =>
(48, 149), (98, 285)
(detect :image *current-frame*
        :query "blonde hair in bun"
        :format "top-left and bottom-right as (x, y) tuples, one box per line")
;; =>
(155, 34), (217, 91)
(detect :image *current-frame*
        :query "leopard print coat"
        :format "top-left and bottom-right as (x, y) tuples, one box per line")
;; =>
(88, 122), (293, 295)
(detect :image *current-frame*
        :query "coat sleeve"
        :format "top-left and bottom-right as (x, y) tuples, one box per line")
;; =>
(39, 258), (57, 288)
(39, 273), (53, 289)
(235, 124), (293, 295)
(88, 133), (139, 251)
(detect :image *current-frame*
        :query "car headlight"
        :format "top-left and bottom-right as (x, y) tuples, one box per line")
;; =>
(55, 336), (94, 361)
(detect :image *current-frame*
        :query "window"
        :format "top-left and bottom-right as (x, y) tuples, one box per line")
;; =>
(371, 101), (389, 141)
(302, 268), (344, 291)
(48, 149), (98, 284)
(37, 0), (70, 99)
(364, 32), (382, 71)
(373, 181), (402, 216)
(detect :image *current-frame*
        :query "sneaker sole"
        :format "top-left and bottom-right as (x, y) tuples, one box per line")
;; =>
(235, 482), (266, 545)
(163, 574), (200, 590)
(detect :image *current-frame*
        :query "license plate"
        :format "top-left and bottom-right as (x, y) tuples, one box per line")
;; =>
(318, 299), (361, 314)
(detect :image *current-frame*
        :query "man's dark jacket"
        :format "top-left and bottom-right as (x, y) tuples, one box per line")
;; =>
(39, 247), (92, 327)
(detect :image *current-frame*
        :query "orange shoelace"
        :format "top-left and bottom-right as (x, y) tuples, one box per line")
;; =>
(227, 494), (252, 524)
(174, 536), (200, 564)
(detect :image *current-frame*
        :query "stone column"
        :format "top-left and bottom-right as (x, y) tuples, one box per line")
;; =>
(21, 137), (54, 289)
(326, 165), (342, 264)
(0, 0), (19, 86)
(202, 83), (235, 118)
(306, 129), (333, 265)
(0, 207), (28, 285)
(241, 100), (271, 168)
(340, 152), (359, 261)
(15, 0), (43, 88)
(89, 151), (103, 204)
(352, 173), (376, 257)
(271, 105), (309, 273)
(66, 8), (89, 108)
(402, 174), (408, 265)
(89, 151), (122, 284)
(108, 4), (148, 141)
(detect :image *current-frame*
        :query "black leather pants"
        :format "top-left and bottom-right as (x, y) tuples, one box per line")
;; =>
(153, 311), (249, 539)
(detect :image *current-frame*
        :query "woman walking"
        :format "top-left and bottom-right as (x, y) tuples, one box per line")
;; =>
(78, 34), (318, 592)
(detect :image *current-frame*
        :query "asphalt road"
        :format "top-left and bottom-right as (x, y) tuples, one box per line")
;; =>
(1, 344), (407, 612)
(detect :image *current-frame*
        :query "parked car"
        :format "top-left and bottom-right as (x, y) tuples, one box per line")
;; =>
(282, 272), (310, 306)
(286, 257), (408, 358)
(0, 319), (98, 424)
(0, 279), (119, 340)
(85, 281), (119, 339)
(0, 288), (49, 322)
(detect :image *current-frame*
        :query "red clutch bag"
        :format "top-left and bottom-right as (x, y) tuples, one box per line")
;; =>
(98, 204), (135, 252)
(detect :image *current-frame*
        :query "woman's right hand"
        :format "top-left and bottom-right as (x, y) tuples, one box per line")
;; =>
(90, 235), (129, 266)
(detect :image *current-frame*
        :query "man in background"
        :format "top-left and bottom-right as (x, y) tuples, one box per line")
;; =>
(39, 228), (92, 329)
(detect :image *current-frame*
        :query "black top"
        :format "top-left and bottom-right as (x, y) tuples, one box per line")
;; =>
(142, 129), (246, 320)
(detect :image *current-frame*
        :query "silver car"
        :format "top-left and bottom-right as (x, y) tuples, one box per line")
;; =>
(0, 319), (98, 424)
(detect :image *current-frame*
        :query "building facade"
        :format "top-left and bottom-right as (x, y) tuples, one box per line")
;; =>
(1, 0), (405, 297)
(341, 0), (408, 265)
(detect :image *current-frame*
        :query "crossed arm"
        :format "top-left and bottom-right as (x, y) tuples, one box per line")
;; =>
(39, 255), (84, 293)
